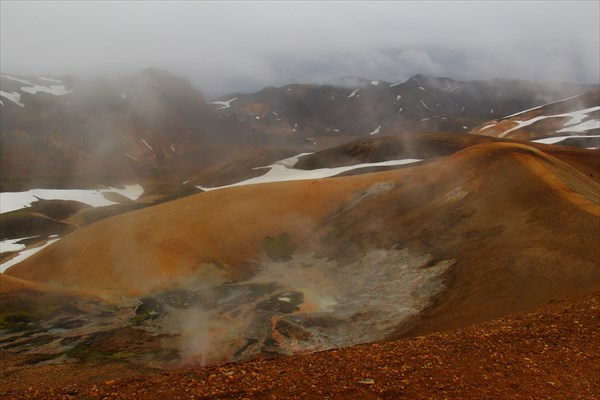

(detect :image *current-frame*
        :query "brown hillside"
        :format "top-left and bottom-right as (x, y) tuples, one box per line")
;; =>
(7, 142), (599, 326)
(308, 142), (599, 334)
(2, 141), (599, 375)
(6, 172), (387, 294)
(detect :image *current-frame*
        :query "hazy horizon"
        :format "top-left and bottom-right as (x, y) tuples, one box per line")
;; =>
(2, 1), (599, 97)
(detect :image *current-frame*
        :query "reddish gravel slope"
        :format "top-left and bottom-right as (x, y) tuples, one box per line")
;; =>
(2, 291), (598, 399)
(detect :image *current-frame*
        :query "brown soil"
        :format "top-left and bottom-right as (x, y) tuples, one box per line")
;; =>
(6, 142), (599, 306)
(315, 141), (599, 336)
(2, 291), (598, 399)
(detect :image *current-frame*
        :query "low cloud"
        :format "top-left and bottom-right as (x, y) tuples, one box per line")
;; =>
(1, 1), (598, 97)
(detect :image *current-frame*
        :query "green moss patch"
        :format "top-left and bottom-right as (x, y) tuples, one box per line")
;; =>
(263, 232), (297, 262)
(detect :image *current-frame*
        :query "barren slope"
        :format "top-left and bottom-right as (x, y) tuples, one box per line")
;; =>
(307, 142), (599, 334)
(3, 141), (598, 368)
(2, 291), (598, 399)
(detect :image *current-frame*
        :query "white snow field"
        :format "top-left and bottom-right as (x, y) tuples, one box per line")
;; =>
(0, 74), (73, 105)
(0, 185), (144, 214)
(198, 153), (422, 191)
(1, 239), (60, 273)
(210, 97), (238, 109)
(532, 135), (600, 146)
(499, 106), (600, 138)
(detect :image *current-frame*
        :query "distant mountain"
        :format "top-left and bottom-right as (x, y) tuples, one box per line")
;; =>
(0, 69), (281, 191)
(210, 74), (595, 145)
(470, 88), (599, 148)
(2, 70), (595, 192)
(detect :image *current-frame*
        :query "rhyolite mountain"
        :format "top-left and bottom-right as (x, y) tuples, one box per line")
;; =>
(2, 70), (595, 192)
(1, 69), (599, 374)
(3, 135), (599, 367)
(0, 69), (301, 191)
(210, 74), (595, 143)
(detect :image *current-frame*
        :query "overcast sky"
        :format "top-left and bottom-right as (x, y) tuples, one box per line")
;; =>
(1, 1), (599, 97)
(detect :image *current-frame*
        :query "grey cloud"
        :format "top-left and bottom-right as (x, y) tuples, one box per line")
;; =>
(1, 1), (598, 97)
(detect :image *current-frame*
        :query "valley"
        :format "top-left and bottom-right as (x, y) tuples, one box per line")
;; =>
(1, 70), (599, 399)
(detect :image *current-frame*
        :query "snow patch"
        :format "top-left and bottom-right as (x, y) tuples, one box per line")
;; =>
(499, 106), (600, 138)
(371, 81), (380, 86)
(1, 239), (60, 273)
(396, 95), (402, 102)
(348, 89), (359, 98)
(126, 153), (139, 162)
(141, 139), (153, 151)
(419, 86), (427, 92)
(2, 75), (73, 96)
(557, 118), (599, 133)
(21, 84), (72, 96)
(479, 123), (497, 131)
(0, 91), (24, 107)
(0, 185), (144, 214)
(532, 134), (600, 145)
(198, 154), (422, 191)
(210, 97), (238, 109)
(369, 125), (381, 136)
(420, 100), (432, 111)
(1, 74), (33, 85)
(0, 237), (37, 253)
(389, 82), (402, 87)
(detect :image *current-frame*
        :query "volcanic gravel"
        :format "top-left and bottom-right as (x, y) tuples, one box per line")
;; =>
(2, 292), (598, 399)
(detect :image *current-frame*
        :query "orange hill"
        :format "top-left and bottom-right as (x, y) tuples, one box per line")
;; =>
(7, 142), (599, 334)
